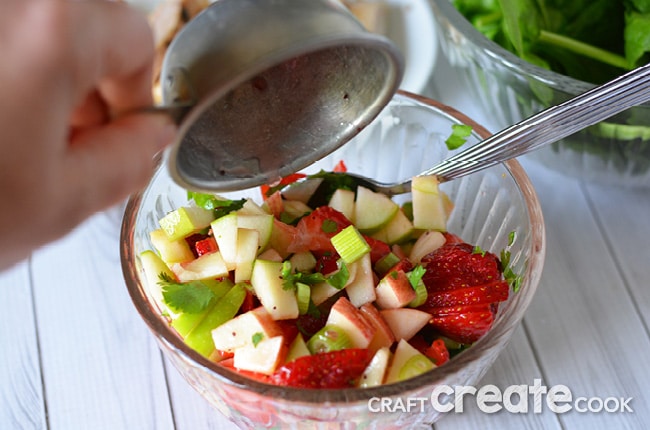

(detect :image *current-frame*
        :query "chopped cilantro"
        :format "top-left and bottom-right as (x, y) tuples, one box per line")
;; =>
(158, 272), (216, 314)
(445, 124), (473, 150)
(407, 265), (426, 289)
(500, 232), (524, 293)
(187, 191), (245, 219)
(252, 332), (264, 347)
(321, 219), (338, 233)
(281, 260), (349, 291)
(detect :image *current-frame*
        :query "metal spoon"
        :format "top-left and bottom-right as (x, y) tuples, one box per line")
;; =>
(345, 63), (650, 196)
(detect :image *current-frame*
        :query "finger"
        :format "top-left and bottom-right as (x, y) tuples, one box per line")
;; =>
(65, 1), (156, 112)
(69, 89), (109, 129)
(63, 113), (176, 219)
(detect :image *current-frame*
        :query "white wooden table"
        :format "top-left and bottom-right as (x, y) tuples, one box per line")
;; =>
(2, 43), (650, 430)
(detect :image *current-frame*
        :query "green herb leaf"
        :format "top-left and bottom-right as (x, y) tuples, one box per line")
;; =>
(321, 219), (338, 234)
(473, 245), (487, 256)
(158, 272), (216, 314)
(326, 260), (350, 289)
(252, 332), (264, 347)
(187, 192), (245, 219)
(445, 124), (473, 150)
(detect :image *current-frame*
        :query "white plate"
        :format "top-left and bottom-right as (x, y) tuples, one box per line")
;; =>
(376, 0), (438, 93)
(129, 0), (437, 93)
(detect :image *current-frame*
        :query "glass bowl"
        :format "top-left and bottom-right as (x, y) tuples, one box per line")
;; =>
(120, 91), (545, 429)
(430, 0), (650, 188)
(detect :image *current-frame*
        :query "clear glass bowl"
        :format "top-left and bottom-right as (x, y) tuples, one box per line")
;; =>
(430, 0), (650, 188)
(120, 91), (546, 429)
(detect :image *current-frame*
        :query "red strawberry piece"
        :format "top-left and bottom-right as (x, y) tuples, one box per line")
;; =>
(260, 173), (307, 200)
(184, 233), (210, 258)
(219, 358), (272, 384)
(194, 236), (218, 257)
(314, 251), (340, 275)
(264, 190), (284, 219)
(422, 279), (509, 308)
(332, 160), (348, 172)
(270, 349), (371, 388)
(288, 206), (352, 253)
(421, 242), (503, 291)
(429, 304), (495, 344)
(425, 339), (450, 366)
(363, 235), (392, 265)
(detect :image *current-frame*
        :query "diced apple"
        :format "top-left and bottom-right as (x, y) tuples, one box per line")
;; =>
(310, 281), (341, 306)
(345, 253), (376, 307)
(233, 335), (286, 375)
(409, 230), (445, 264)
(268, 219), (298, 259)
(288, 251), (317, 272)
(240, 198), (269, 215)
(211, 306), (282, 352)
(328, 188), (355, 222)
(149, 228), (195, 264)
(185, 282), (246, 357)
(170, 251), (229, 282)
(359, 347), (391, 388)
(282, 200), (312, 223)
(354, 186), (399, 234)
(285, 334), (311, 363)
(359, 303), (395, 352)
(281, 177), (323, 203)
(211, 212), (238, 269)
(234, 228), (260, 282)
(139, 250), (176, 315)
(250, 259), (299, 320)
(237, 214), (274, 251)
(159, 205), (214, 241)
(171, 279), (234, 337)
(385, 339), (435, 384)
(380, 308), (431, 342)
(375, 269), (417, 309)
(326, 297), (376, 349)
(371, 209), (414, 245)
(411, 175), (447, 231)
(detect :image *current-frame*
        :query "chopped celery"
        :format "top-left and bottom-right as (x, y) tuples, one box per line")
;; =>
(408, 278), (428, 308)
(331, 225), (370, 264)
(296, 282), (311, 315)
(306, 325), (352, 354)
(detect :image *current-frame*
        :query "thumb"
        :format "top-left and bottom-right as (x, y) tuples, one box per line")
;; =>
(64, 113), (177, 218)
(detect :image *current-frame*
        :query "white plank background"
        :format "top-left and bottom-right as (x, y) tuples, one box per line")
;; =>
(2, 23), (650, 430)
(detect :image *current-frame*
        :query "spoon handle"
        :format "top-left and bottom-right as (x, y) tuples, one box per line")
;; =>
(426, 63), (650, 182)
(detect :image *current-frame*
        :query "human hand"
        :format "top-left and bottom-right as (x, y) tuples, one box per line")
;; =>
(0, 0), (176, 270)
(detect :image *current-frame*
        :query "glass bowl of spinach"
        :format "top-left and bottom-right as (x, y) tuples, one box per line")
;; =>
(430, 0), (650, 187)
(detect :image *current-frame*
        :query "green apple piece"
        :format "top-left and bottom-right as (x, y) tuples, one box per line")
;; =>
(379, 308), (432, 342)
(171, 251), (229, 282)
(149, 228), (195, 264)
(345, 253), (376, 307)
(385, 339), (435, 384)
(268, 218), (297, 259)
(240, 198), (268, 215)
(250, 259), (299, 320)
(359, 346), (391, 388)
(375, 270), (417, 309)
(233, 335), (286, 375)
(411, 175), (447, 231)
(281, 177), (323, 203)
(285, 334), (311, 363)
(159, 206), (214, 241)
(237, 214), (274, 252)
(139, 250), (176, 314)
(328, 188), (355, 222)
(211, 212), (238, 269)
(310, 281), (341, 306)
(211, 306), (282, 352)
(288, 251), (317, 272)
(171, 278), (234, 337)
(371, 209), (414, 245)
(409, 230), (445, 264)
(354, 186), (399, 234)
(184, 282), (246, 357)
(234, 228), (260, 283)
(282, 200), (312, 223)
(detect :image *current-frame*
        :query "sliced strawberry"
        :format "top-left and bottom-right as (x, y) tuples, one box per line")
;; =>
(429, 304), (495, 344)
(314, 251), (340, 275)
(265, 190), (284, 219)
(270, 349), (371, 388)
(363, 235), (391, 265)
(425, 339), (450, 366)
(421, 242), (502, 292)
(184, 232), (210, 258)
(422, 279), (509, 308)
(238, 289), (259, 315)
(194, 236), (218, 257)
(288, 206), (352, 253)
(219, 358), (272, 384)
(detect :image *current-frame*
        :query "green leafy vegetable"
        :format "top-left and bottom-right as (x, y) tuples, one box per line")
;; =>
(187, 192), (245, 219)
(407, 265), (426, 289)
(252, 332), (264, 347)
(445, 124), (473, 150)
(158, 272), (216, 314)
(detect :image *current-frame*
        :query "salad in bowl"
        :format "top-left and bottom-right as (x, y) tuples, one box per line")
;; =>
(121, 92), (545, 428)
